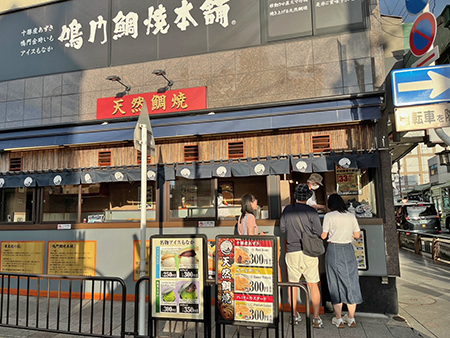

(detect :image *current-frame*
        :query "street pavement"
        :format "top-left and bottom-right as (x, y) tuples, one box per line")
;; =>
(0, 248), (445, 338)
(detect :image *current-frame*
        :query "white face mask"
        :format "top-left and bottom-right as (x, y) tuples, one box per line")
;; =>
(311, 184), (320, 190)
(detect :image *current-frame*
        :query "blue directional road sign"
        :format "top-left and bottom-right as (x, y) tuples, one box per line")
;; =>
(391, 64), (450, 107)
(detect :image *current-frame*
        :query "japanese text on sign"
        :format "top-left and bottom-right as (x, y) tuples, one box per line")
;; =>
(0, 241), (45, 274)
(96, 87), (207, 119)
(216, 236), (277, 326)
(395, 103), (450, 132)
(151, 235), (205, 320)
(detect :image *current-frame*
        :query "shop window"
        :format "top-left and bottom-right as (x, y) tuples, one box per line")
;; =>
(42, 186), (78, 222)
(429, 164), (438, 176)
(9, 157), (22, 172)
(0, 188), (34, 223)
(98, 151), (112, 166)
(137, 150), (152, 164)
(184, 145), (199, 162)
(311, 135), (331, 153)
(228, 141), (244, 159)
(217, 177), (269, 220)
(81, 182), (156, 222)
(169, 178), (214, 219)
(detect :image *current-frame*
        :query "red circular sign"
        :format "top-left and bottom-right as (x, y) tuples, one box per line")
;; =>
(409, 12), (437, 57)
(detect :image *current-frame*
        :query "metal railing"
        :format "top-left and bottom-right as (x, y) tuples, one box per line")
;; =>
(133, 278), (311, 338)
(398, 230), (450, 262)
(279, 282), (311, 338)
(0, 272), (127, 337)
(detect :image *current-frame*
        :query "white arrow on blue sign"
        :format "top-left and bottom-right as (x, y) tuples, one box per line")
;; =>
(391, 64), (450, 107)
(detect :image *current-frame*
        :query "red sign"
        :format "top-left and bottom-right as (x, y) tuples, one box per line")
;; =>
(97, 86), (207, 120)
(409, 12), (436, 57)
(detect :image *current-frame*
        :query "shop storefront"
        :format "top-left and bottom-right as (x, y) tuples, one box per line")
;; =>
(0, 0), (398, 314)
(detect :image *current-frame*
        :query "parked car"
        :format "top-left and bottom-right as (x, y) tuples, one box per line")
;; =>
(396, 202), (441, 234)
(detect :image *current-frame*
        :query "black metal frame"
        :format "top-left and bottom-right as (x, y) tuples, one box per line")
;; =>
(0, 272), (127, 337)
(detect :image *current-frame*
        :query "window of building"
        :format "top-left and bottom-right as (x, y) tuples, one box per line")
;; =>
(98, 151), (112, 166)
(0, 188), (34, 222)
(9, 157), (22, 172)
(311, 135), (331, 153)
(430, 164), (438, 176)
(228, 141), (244, 159)
(42, 186), (78, 222)
(184, 145), (199, 162)
(169, 178), (214, 219)
(137, 151), (152, 164)
(217, 177), (268, 220)
(81, 182), (156, 222)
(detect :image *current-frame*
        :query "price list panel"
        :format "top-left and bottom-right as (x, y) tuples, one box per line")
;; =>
(216, 236), (278, 328)
(151, 235), (207, 320)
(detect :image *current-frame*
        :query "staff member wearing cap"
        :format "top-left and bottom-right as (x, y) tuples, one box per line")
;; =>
(306, 173), (326, 211)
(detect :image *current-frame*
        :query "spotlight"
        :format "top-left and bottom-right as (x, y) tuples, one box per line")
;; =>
(152, 69), (174, 93)
(106, 75), (131, 98)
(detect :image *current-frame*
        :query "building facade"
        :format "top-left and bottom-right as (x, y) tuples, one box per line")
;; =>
(0, 0), (398, 313)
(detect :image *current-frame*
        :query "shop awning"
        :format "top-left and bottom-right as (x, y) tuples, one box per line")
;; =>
(0, 121), (135, 151)
(0, 96), (382, 151)
(0, 151), (378, 187)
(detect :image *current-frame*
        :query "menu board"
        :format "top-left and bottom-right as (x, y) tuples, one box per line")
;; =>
(353, 229), (367, 270)
(216, 236), (278, 328)
(151, 235), (206, 321)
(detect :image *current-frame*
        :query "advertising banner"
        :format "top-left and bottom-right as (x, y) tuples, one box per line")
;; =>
(215, 235), (278, 328)
(0, 0), (366, 82)
(97, 87), (207, 120)
(150, 235), (207, 321)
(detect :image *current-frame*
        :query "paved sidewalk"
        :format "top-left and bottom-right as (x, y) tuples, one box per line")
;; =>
(0, 310), (425, 338)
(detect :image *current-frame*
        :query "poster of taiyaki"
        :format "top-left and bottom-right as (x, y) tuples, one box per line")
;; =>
(150, 235), (207, 320)
(215, 235), (278, 328)
(352, 229), (367, 270)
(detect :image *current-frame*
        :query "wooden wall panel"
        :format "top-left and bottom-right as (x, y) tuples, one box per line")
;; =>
(0, 124), (375, 172)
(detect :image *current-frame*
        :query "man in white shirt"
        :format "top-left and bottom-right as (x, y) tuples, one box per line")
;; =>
(306, 173), (326, 211)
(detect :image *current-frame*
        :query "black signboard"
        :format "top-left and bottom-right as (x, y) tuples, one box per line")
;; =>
(265, 0), (313, 41)
(0, 0), (367, 82)
(0, 0), (109, 81)
(313, 0), (366, 35)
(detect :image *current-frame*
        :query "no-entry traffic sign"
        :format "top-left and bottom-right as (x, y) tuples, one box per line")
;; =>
(409, 12), (436, 57)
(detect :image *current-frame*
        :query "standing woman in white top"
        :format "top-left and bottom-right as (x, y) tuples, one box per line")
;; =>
(321, 194), (363, 328)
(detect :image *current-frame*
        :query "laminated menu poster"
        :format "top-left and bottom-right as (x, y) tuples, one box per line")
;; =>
(151, 235), (206, 320)
(216, 236), (278, 327)
(353, 229), (367, 270)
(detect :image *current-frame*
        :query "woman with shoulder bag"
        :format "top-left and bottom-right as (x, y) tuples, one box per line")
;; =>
(321, 194), (363, 328)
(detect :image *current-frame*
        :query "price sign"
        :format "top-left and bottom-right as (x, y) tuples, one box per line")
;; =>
(216, 236), (278, 328)
(336, 167), (361, 195)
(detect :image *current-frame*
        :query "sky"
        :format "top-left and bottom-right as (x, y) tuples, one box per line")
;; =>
(380, 0), (449, 23)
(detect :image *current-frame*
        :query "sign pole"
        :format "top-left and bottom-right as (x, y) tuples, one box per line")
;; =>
(139, 123), (147, 335)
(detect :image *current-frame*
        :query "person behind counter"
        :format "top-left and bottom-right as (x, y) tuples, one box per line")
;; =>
(306, 173), (327, 211)
(321, 194), (363, 328)
(237, 194), (266, 235)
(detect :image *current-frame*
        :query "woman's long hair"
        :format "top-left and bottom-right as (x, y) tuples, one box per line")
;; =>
(240, 194), (255, 220)
(327, 193), (348, 213)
